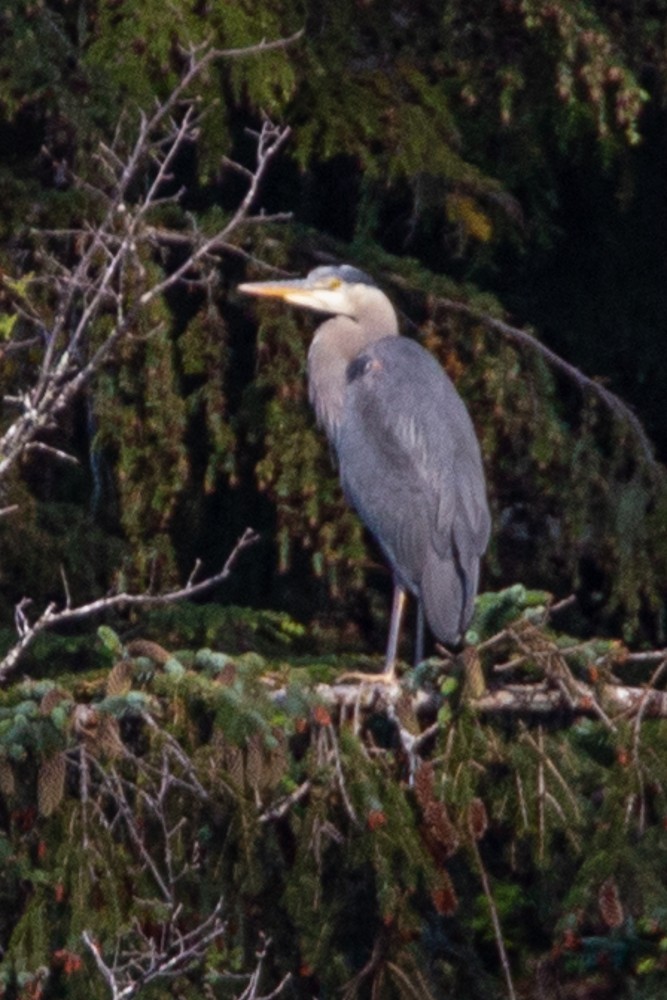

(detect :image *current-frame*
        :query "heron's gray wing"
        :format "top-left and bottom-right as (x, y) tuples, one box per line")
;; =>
(338, 337), (489, 642)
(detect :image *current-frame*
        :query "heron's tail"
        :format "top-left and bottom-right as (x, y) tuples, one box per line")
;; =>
(420, 547), (479, 646)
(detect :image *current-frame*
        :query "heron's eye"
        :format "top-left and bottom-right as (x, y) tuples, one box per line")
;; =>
(327, 278), (342, 290)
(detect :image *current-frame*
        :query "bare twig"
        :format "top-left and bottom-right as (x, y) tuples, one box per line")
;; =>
(23, 441), (80, 465)
(236, 935), (292, 1000)
(0, 35), (297, 485)
(259, 779), (311, 823)
(83, 899), (225, 1000)
(324, 723), (358, 824)
(0, 527), (259, 684)
(630, 657), (667, 834)
(76, 717), (238, 1000)
(623, 649), (667, 664)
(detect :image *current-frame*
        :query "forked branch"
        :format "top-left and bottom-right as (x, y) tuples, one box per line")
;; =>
(0, 37), (296, 484)
(0, 528), (259, 685)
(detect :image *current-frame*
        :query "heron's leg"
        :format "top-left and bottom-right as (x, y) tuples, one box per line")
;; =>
(414, 601), (425, 667)
(384, 585), (407, 678)
(337, 585), (406, 685)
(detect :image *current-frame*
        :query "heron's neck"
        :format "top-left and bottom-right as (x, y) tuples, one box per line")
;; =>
(307, 305), (398, 443)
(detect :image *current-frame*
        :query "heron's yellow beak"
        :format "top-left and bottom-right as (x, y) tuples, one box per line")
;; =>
(237, 280), (303, 300)
(238, 275), (344, 313)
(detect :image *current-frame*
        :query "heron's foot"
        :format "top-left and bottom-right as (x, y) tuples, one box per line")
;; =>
(337, 663), (400, 685)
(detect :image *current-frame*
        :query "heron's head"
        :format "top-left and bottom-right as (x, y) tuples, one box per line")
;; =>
(238, 265), (381, 319)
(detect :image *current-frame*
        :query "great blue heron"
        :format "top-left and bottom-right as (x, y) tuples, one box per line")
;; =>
(239, 264), (490, 678)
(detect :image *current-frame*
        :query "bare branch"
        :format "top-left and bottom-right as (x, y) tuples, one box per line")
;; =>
(83, 900), (226, 1000)
(471, 681), (667, 719)
(467, 815), (517, 1000)
(259, 779), (312, 823)
(0, 528), (259, 685)
(23, 441), (79, 465)
(78, 719), (295, 1000)
(210, 28), (304, 61)
(138, 120), (292, 309)
(0, 38), (295, 486)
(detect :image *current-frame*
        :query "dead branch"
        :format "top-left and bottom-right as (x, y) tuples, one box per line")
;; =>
(264, 642), (667, 737)
(236, 936), (293, 1000)
(82, 902), (225, 1000)
(259, 779), (312, 824)
(0, 35), (296, 485)
(75, 705), (294, 1000)
(0, 527), (259, 685)
(471, 680), (667, 718)
(76, 720), (223, 1000)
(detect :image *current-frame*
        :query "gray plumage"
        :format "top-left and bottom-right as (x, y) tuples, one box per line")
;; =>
(339, 336), (488, 643)
(238, 264), (490, 672)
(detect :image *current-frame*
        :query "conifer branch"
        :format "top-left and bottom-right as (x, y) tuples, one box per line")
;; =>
(434, 295), (656, 463)
(467, 815), (517, 1000)
(76, 714), (293, 1000)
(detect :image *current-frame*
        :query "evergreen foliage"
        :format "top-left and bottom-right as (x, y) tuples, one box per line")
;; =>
(0, 0), (665, 640)
(1, 598), (667, 997)
(0, 7), (667, 994)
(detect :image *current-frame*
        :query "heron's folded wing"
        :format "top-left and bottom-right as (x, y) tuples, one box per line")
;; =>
(338, 337), (489, 589)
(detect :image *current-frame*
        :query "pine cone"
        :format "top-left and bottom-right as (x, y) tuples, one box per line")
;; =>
(424, 800), (460, 856)
(106, 659), (134, 697)
(599, 877), (624, 928)
(414, 761), (435, 809)
(468, 798), (489, 841)
(432, 869), (458, 915)
(38, 752), (66, 816)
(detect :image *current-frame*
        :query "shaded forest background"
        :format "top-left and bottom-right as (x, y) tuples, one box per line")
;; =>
(1, 1), (667, 998)
(0, 0), (666, 649)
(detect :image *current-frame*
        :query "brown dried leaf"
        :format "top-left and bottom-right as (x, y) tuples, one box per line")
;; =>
(267, 729), (288, 785)
(462, 646), (486, 699)
(97, 715), (125, 760)
(394, 691), (419, 735)
(217, 662), (236, 686)
(224, 743), (244, 789)
(246, 732), (264, 792)
(39, 688), (69, 716)
(424, 800), (459, 855)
